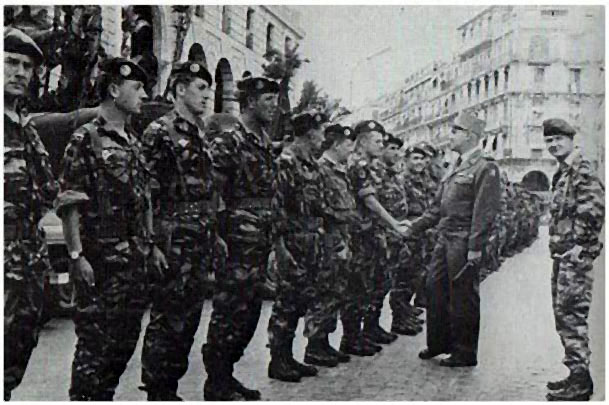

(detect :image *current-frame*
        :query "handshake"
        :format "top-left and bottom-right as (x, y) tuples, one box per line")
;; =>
(389, 219), (414, 239)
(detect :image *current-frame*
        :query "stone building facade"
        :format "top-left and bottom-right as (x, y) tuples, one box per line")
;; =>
(365, 5), (604, 190)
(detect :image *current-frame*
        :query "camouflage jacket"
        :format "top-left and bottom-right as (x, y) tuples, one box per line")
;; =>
(402, 168), (428, 218)
(378, 163), (408, 221)
(56, 115), (152, 242)
(142, 109), (216, 220)
(549, 150), (605, 257)
(272, 143), (325, 238)
(347, 152), (384, 233)
(5, 112), (57, 250)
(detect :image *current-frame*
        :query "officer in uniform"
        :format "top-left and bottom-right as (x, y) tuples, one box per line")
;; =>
(202, 93), (276, 399)
(267, 111), (327, 382)
(56, 58), (168, 400)
(407, 111), (500, 367)
(342, 120), (408, 355)
(390, 143), (429, 336)
(543, 118), (604, 401)
(4, 27), (58, 401)
(139, 61), (216, 400)
(303, 124), (357, 367)
(377, 133), (411, 337)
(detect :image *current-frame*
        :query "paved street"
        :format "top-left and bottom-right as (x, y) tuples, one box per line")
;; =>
(11, 226), (605, 401)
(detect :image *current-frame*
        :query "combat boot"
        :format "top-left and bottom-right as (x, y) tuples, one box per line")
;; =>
(546, 371), (593, 401)
(230, 377), (261, 401)
(364, 323), (398, 344)
(304, 338), (339, 367)
(287, 355), (319, 377)
(323, 340), (351, 363)
(146, 390), (183, 401)
(362, 335), (383, 352)
(204, 378), (245, 401)
(407, 311), (425, 325)
(547, 375), (571, 391)
(339, 336), (376, 356)
(268, 347), (301, 383)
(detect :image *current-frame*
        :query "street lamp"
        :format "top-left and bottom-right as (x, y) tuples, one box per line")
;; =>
(349, 46), (392, 107)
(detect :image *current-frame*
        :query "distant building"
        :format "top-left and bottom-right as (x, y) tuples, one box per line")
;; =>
(364, 5), (604, 191)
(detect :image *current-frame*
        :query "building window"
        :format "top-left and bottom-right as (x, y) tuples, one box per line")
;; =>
(494, 70), (499, 88)
(432, 78), (437, 88)
(535, 66), (545, 83)
(570, 68), (582, 93)
(541, 9), (568, 17)
(451, 93), (456, 105)
(475, 79), (481, 97)
(504, 66), (510, 89)
(467, 82), (472, 100)
(245, 8), (255, 50)
(484, 75), (490, 95)
(285, 35), (293, 50)
(221, 6), (231, 34)
(195, 6), (205, 19)
(266, 23), (274, 53)
(462, 29), (466, 42)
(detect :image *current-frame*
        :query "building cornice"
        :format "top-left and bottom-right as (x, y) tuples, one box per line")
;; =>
(260, 6), (305, 39)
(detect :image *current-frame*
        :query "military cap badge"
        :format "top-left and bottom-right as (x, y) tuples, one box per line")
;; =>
(368, 122), (375, 130)
(120, 64), (132, 77)
(190, 63), (200, 73)
(256, 80), (265, 90)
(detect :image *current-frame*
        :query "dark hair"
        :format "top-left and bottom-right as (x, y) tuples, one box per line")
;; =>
(320, 131), (349, 152)
(170, 73), (197, 98)
(96, 73), (125, 101)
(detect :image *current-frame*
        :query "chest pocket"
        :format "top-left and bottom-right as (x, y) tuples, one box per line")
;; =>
(102, 146), (131, 183)
(449, 173), (474, 199)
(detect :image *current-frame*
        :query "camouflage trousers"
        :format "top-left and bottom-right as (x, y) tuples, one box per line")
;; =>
(203, 208), (271, 383)
(389, 237), (424, 324)
(551, 254), (595, 374)
(304, 229), (350, 339)
(268, 232), (319, 351)
(341, 229), (386, 338)
(141, 219), (218, 397)
(69, 239), (149, 401)
(4, 240), (48, 401)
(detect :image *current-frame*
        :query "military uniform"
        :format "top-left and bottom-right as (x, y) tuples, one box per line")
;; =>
(202, 112), (274, 400)
(411, 113), (500, 364)
(544, 118), (604, 401)
(56, 114), (153, 400)
(4, 112), (58, 400)
(140, 106), (219, 399)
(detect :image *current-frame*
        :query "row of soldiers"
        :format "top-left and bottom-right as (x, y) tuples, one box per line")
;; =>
(9, 25), (596, 403)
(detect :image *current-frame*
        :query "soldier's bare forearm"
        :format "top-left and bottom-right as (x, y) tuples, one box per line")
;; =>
(364, 195), (399, 229)
(61, 206), (83, 254)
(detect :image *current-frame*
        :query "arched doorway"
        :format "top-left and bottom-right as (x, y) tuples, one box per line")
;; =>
(214, 58), (237, 114)
(188, 42), (207, 66)
(522, 170), (550, 192)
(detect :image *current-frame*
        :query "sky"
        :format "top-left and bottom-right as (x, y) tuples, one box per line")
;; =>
(294, 5), (483, 108)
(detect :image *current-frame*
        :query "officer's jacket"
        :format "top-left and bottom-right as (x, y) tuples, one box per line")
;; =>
(549, 150), (605, 258)
(317, 154), (359, 240)
(272, 143), (325, 237)
(378, 163), (408, 220)
(55, 116), (151, 241)
(142, 109), (216, 217)
(4, 113), (57, 243)
(411, 149), (501, 251)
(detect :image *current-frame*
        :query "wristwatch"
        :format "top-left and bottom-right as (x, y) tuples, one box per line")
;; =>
(69, 251), (82, 261)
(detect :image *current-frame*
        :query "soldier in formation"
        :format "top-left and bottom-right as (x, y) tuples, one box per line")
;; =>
(543, 118), (604, 401)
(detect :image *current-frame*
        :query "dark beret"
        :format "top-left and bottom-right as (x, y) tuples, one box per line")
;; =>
(325, 124), (355, 142)
(384, 133), (403, 148)
(543, 118), (576, 137)
(99, 57), (149, 87)
(170, 61), (212, 86)
(4, 28), (44, 65)
(404, 144), (427, 157)
(205, 113), (245, 134)
(420, 142), (437, 157)
(292, 110), (328, 137)
(237, 77), (279, 96)
(353, 120), (385, 137)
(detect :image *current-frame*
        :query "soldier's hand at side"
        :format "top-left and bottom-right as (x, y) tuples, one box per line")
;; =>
(151, 245), (169, 275)
(559, 245), (584, 263)
(467, 250), (482, 261)
(73, 256), (95, 287)
(337, 245), (350, 261)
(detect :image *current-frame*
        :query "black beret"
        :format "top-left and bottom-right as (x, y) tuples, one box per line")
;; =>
(237, 77), (279, 96)
(170, 61), (212, 86)
(292, 110), (328, 137)
(99, 57), (149, 87)
(325, 124), (355, 142)
(384, 133), (403, 148)
(4, 28), (44, 65)
(353, 120), (385, 137)
(543, 118), (576, 138)
(404, 144), (427, 157)
(418, 141), (437, 157)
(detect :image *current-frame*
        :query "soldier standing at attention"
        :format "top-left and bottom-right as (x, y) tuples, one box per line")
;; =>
(267, 111), (328, 382)
(406, 111), (500, 367)
(543, 118), (604, 401)
(56, 58), (168, 400)
(303, 124), (357, 367)
(201, 77), (278, 400)
(139, 61), (216, 400)
(341, 120), (409, 355)
(4, 28), (58, 401)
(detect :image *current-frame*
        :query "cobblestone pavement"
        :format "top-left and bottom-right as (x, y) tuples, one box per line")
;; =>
(11, 226), (605, 401)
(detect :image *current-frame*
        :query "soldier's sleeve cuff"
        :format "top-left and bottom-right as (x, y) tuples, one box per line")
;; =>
(54, 190), (90, 218)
